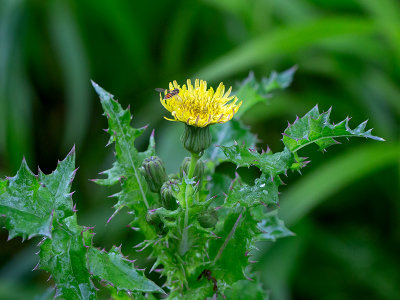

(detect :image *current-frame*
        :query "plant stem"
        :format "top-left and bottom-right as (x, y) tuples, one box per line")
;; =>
(187, 153), (199, 184)
(179, 152), (199, 256)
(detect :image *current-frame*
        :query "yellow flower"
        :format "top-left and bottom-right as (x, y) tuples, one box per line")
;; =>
(160, 79), (242, 128)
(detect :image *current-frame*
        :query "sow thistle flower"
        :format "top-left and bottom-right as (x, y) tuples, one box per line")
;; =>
(159, 79), (242, 154)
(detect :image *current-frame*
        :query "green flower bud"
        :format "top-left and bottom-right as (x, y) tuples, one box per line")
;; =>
(180, 157), (204, 186)
(160, 179), (179, 210)
(146, 209), (162, 226)
(146, 209), (166, 234)
(168, 173), (180, 181)
(140, 156), (168, 193)
(197, 209), (218, 228)
(181, 124), (211, 155)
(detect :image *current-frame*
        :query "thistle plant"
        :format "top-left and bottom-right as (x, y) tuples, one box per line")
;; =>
(0, 68), (384, 299)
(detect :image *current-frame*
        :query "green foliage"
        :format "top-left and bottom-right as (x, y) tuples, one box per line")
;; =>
(220, 144), (295, 178)
(0, 147), (77, 241)
(205, 118), (258, 165)
(1, 1), (399, 299)
(223, 280), (269, 300)
(39, 216), (96, 300)
(91, 81), (158, 239)
(0, 69), (383, 299)
(235, 66), (297, 118)
(282, 105), (385, 152)
(205, 68), (297, 165)
(0, 146), (161, 299)
(88, 247), (163, 294)
(0, 160), (54, 240)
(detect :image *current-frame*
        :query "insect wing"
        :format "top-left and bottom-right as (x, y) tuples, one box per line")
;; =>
(155, 88), (166, 93)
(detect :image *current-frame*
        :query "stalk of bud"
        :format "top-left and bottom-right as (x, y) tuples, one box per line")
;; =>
(180, 157), (204, 186)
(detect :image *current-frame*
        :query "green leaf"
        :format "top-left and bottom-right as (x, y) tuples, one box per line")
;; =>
(208, 209), (256, 284)
(262, 66), (297, 93)
(204, 118), (258, 164)
(222, 175), (292, 243)
(224, 175), (280, 208)
(0, 159), (53, 239)
(220, 144), (295, 179)
(88, 246), (164, 294)
(39, 215), (96, 300)
(108, 287), (132, 300)
(235, 66), (297, 118)
(38, 146), (77, 220)
(0, 147), (76, 240)
(283, 105), (385, 152)
(91, 81), (156, 229)
(256, 210), (294, 242)
(223, 279), (268, 300)
(204, 67), (296, 165)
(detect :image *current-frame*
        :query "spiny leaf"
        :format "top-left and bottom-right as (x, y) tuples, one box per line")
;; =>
(223, 279), (269, 300)
(39, 215), (96, 300)
(171, 284), (215, 300)
(0, 147), (76, 240)
(108, 286), (138, 300)
(219, 144), (295, 179)
(235, 66), (297, 118)
(88, 246), (164, 294)
(207, 172), (234, 206)
(261, 66), (297, 93)
(222, 174), (291, 244)
(38, 146), (77, 220)
(255, 210), (294, 242)
(224, 175), (280, 208)
(208, 209), (256, 284)
(0, 160), (53, 240)
(91, 81), (156, 227)
(283, 105), (385, 152)
(204, 118), (258, 164)
(204, 66), (297, 165)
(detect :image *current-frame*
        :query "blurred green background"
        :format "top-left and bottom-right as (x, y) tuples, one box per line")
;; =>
(0, 0), (399, 299)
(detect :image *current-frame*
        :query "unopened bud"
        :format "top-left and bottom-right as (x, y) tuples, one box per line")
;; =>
(160, 179), (179, 210)
(197, 209), (218, 228)
(146, 210), (161, 226)
(140, 156), (168, 193)
(146, 209), (165, 234)
(181, 124), (211, 155)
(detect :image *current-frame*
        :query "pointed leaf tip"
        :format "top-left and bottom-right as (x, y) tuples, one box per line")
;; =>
(283, 106), (384, 153)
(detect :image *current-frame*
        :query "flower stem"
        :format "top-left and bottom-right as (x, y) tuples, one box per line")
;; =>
(187, 153), (199, 187)
(179, 152), (199, 256)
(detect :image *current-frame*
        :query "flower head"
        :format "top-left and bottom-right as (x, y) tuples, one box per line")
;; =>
(160, 79), (242, 128)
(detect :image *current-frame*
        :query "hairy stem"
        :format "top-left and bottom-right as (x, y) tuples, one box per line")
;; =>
(180, 152), (199, 255)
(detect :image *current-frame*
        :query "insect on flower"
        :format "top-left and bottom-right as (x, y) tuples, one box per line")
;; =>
(160, 79), (242, 128)
(155, 88), (180, 100)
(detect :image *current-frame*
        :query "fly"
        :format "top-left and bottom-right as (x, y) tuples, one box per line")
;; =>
(155, 88), (180, 100)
